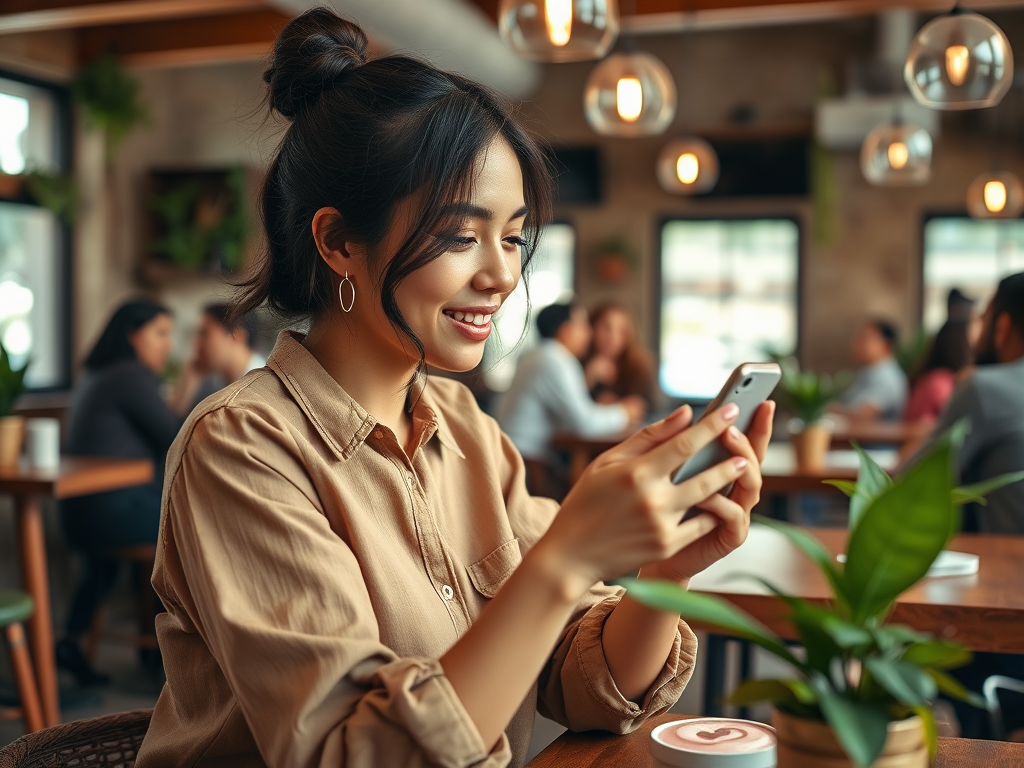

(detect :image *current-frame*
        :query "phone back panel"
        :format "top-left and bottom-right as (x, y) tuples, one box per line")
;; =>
(670, 364), (781, 486)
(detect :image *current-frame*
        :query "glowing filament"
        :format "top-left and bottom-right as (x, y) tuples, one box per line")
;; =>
(616, 77), (643, 122)
(887, 141), (909, 170)
(984, 180), (1007, 212)
(676, 153), (699, 184)
(545, 0), (572, 47)
(945, 44), (970, 86)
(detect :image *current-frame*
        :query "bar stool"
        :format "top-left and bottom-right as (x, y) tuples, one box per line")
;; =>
(0, 589), (45, 734)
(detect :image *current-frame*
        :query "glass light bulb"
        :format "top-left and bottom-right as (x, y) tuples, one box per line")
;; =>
(984, 180), (1007, 212)
(545, 0), (572, 47)
(887, 142), (909, 169)
(616, 77), (643, 122)
(676, 153), (699, 184)
(944, 44), (970, 86)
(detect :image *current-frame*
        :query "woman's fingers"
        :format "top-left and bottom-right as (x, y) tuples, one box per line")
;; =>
(690, 493), (750, 548)
(673, 453), (749, 508)
(644, 404), (740, 477)
(672, 511), (721, 547)
(746, 401), (776, 463)
(609, 405), (692, 462)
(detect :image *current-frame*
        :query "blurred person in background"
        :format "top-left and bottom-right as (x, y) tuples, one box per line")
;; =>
(904, 319), (973, 426)
(498, 302), (646, 496)
(583, 302), (660, 410)
(170, 303), (266, 414)
(832, 318), (908, 422)
(57, 299), (184, 686)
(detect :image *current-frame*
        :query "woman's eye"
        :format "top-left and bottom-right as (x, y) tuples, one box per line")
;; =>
(504, 236), (526, 248)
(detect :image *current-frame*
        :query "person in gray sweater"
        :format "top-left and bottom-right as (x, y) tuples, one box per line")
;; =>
(58, 299), (184, 685)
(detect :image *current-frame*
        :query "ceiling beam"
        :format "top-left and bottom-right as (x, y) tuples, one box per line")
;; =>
(0, 0), (265, 35)
(77, 7), (292, 68)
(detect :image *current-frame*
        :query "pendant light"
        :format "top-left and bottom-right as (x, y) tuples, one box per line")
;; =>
(584, 48), (676, 136)
(657, 137), (718, 195)
(904, 4), (1013, 110)
(860, 120), (933, 186)
(498, 0), (619, 63)
(967, 171), (1024, 218)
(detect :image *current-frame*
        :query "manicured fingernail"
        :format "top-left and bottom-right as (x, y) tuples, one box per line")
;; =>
(728, 426), (742, 440)
(722, 403), (739, 420)
(733, 457), (748, 471)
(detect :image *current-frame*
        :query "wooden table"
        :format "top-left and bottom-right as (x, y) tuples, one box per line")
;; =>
(0, 457), (154, 727)
(689, 524), (1024, 654)
(526, 712), (1024, 767)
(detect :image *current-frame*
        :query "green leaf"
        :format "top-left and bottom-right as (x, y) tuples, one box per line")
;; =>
(621, 578), (802, 668)
(901, 640), (972, 670)
(823, 479), (858, 497)
(911, 704), (939, 759)
(926, 668), (985, 708)
(953, 472), (1024, 506)
(843, 428), (958, 623)
(871, 625), (929, 654)
(729, 678), (816, 707)
(811, 675), (891, 768)
(849, 444), (894, 530)
(752, 517), (850, 610)
(864, 658), (938, 707)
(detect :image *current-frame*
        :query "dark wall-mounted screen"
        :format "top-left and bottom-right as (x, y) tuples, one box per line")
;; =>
(704, 137), (810, 198)
(547, 146), (602, 204)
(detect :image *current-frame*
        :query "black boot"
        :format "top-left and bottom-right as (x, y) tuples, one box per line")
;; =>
(56, 638), (112, 687)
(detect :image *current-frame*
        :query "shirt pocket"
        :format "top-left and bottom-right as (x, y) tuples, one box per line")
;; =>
(466, 538), (523, 598)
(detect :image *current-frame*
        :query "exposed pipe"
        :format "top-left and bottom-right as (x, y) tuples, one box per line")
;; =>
(270, 0), (541, 98)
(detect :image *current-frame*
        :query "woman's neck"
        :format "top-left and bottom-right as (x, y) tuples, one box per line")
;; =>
(302, 313), (417, 446)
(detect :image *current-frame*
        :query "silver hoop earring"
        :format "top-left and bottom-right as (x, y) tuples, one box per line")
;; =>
(339, 271), (355, 313)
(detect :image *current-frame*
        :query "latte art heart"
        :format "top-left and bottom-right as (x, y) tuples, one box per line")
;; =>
(657, 718), (776, 754)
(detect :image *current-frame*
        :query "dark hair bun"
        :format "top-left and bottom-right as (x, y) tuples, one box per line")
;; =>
(264, 8), (368, 119)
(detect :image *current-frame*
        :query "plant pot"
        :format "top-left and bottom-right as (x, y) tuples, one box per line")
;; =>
(790, 421), (832, 471)
(597, 254), (629, 284)
(772, 709), (927, 768)
(0, 415), (25, 468)
(0, 172), (24, 199)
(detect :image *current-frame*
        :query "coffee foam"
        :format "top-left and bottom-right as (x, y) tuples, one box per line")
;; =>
(656, 718), (776, 754)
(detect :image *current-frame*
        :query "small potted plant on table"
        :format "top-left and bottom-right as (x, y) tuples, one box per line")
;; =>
(0, 341), (30, 467)
(625, 423), (1024, 768)
(778, 357), (849, 471)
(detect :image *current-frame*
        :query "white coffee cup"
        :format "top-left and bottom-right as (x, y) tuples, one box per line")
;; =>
(650, 718), (777, 768)
(24, 418), (61, 469)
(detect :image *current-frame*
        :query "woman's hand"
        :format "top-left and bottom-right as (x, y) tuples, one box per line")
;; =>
(647, 401), (775, 583)
(537, 402), (762, 596)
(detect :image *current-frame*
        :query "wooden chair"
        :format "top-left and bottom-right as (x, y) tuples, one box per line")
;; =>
(84, 545), (160, 664)
(0, 709), (152, 768)
(0, 590), (44, 734)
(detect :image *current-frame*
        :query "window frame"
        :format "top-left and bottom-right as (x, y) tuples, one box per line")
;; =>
(654, 214), (804, 404)
(0, 67), (74, 391)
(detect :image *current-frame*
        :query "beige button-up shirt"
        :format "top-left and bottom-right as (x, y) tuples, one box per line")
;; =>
(137, 331), (698, 768)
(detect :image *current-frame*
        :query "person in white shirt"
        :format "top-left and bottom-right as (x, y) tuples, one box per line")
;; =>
(171, 303), (267, 414)
(498, 303), (645, 494)
(832, 318), (908, 422)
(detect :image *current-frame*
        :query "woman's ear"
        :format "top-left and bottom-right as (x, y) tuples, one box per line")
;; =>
(312, 207), (360, 277)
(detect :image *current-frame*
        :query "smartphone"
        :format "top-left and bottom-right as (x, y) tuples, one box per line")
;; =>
(670, 362), (781, 489)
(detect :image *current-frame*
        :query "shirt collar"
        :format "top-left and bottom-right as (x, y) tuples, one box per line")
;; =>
(266, 330), (465, 461)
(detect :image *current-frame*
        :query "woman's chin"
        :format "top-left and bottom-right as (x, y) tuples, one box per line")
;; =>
(423, 348), (485, 374)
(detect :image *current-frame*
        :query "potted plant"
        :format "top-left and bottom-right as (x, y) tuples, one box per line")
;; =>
(0, 341), (30, 467)
(24, 168), (77, 224)
(71, 54), (148, 155)
(624, 423), (1024, 768)
(778, 357), (850, 470)
(593, 235), (637, 284)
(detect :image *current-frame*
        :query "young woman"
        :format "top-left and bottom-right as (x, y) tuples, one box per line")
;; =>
(59, 299), (181, 685)
(905, 320), (973, 425)
(136, 10), (774, 768)
(584, 302), (660, 408)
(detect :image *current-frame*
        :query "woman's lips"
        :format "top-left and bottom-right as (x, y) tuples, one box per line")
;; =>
(443, 311), (492, 342)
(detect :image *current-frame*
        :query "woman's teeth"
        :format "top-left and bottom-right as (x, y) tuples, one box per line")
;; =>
(445, 311), (491, 326)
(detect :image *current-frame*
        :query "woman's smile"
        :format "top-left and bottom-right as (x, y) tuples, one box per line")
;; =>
(442, 305), (498, 342)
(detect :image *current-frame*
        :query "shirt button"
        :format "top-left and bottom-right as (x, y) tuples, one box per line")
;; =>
(441, 584), (454, 600)
(406, 474), (414, 489)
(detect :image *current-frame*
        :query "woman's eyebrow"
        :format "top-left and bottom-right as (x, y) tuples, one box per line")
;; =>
(442, 203), (529, 222)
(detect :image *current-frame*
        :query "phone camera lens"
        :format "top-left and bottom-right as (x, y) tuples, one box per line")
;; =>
(742, 377), (753, 388)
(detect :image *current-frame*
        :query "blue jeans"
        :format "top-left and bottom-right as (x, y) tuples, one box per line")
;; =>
(59, 485), (162, 638)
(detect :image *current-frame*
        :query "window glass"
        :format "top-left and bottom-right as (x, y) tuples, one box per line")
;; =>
(660, 218), (799, 400)
(922, 217), (1024, 331)
(0, 75), (65, 389)
(483, 223), (575, 392)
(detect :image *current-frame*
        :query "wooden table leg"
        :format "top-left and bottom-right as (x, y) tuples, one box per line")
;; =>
(569, 448), (590, 486)
(14, 493), (59, 727)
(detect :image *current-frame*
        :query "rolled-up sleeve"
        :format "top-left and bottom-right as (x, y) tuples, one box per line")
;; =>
(161, 406), (508, 768)
(497, 427), (699, 734)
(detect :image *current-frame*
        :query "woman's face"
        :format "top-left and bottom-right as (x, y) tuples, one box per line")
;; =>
(593, 309), (630, 359)
(130, 312), (174, 375)
(382, 136), (527, 373)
